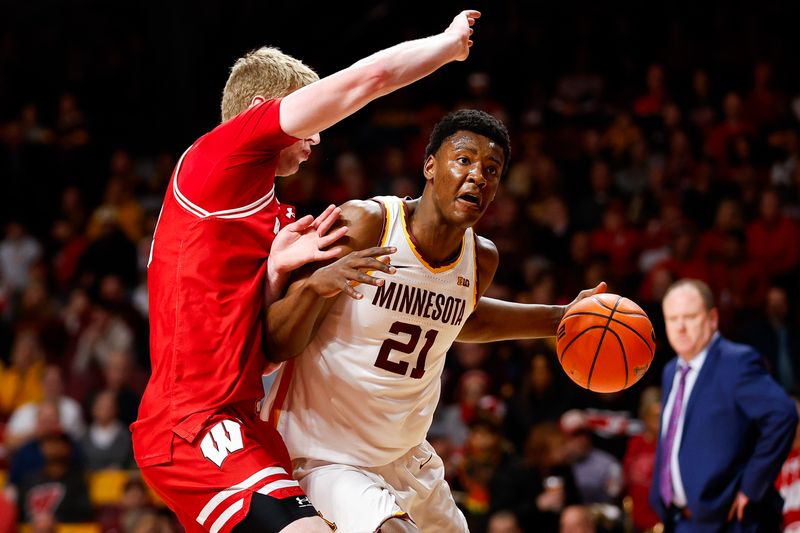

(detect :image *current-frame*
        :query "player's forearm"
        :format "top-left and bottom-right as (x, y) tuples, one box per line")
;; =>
(281, 33), (466, 140)
(457, 298), (566, 343)
(264, 261), (289, 307)
(352, 31), (466, 94)
(265, 280), (326, 362)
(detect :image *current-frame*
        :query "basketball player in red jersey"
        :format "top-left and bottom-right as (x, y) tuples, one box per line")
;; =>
(132, 10), (483, 533)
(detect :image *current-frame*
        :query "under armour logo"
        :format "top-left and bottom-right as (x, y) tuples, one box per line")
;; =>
(285, 207), (295, 218)
(457, 276), (470, 287)
(296, 496), (312, 507)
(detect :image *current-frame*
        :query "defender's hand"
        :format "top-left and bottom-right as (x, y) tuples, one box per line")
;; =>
(307, 246), (397, 300)
(445, 10), (481, 61)
(269, 205), (347, 275)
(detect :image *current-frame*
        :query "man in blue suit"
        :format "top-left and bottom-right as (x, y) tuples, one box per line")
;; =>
(649, 279), (798, 532)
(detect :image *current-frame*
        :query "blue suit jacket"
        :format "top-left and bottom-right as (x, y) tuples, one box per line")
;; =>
(649, 336), (798, 532)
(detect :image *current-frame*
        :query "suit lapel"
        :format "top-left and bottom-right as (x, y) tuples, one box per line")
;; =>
(662, 359), (677, 406)
(681, 336), (721, 431)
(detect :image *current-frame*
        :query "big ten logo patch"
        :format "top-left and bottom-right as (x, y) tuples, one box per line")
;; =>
(457, 276), (470, 287)
(200, 419), (244, 467)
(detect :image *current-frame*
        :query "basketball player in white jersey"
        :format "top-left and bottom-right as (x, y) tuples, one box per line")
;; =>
(263, 109), (605, 532)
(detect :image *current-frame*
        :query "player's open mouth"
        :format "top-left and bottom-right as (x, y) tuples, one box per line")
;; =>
(457, 193), (481, 208)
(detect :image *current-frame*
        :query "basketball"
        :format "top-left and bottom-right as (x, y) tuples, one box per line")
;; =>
(556, 293), (656, 393)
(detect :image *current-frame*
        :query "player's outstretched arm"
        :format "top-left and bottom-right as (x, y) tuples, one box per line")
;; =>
(458, 284), (607, 343)
(279, 10), (480, 140)
(457, 235), (606, 342)
(266, 201), (391, 362)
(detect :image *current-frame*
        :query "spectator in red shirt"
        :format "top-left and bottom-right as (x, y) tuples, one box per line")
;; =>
(704, 92), (755, 164)
(744, 62), (787, 131)
(623, 387), (662, 532)
(590, 201), (641, 285)
(634, 64), (668, 118)
(697, 198), (745, 263)
(709, 229), (769, 331)
(746, 188), (800, 282)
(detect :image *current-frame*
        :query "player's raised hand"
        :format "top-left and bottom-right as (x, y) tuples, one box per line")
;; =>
(445, 10), (481, 61)
(269, 205), (348, 275)
(308, 246), (397, 299)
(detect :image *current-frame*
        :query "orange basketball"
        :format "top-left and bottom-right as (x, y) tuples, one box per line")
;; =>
(556, 293), (656, 393)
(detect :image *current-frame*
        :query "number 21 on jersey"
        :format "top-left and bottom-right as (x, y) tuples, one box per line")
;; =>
(374, 320), (439, 379)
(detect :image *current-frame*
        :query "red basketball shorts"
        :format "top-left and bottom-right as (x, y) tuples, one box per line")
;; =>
(139, 404), (313, 533)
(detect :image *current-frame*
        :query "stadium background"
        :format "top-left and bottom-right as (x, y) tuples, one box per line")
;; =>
(1, 1), (799, 531)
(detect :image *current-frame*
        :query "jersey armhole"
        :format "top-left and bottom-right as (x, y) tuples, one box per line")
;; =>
(172, 145), (276, 219)
(369, 198), (390, 247)
(472, 230), (480, 310)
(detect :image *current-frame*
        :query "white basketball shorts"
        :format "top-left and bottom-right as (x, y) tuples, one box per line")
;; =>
(292, 440), (468, 532)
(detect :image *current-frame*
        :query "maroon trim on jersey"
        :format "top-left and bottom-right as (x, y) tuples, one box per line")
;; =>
(472, 231), (480, 310)
(400, 200), (463, 268)
(369, 198), (388, 247)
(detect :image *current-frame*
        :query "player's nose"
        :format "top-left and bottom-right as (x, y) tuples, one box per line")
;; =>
(307, 133), (321, 146)
(467, 164), (488, 188)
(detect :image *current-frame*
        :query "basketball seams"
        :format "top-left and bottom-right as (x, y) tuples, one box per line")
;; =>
(559, 326), (608, 364)
(557, 293), (655, 392)
(592, 295), (647, 316)
(562, 312), (655, 355)
(586, 295), (622, 390)
(604, 327), (628, 389)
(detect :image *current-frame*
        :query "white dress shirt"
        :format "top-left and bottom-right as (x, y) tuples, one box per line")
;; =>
(661, 333), (717, 507)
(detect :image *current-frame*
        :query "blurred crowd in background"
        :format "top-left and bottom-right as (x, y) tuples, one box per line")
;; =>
(2, 2), (800, 532)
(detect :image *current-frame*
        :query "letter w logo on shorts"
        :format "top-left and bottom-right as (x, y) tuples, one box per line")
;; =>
(200, 419), (244, 467)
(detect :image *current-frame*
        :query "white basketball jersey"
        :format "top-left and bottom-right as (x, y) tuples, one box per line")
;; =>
(265, 196), (478, 467)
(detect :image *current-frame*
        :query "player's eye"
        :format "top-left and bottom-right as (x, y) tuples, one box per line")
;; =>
(457, 156), (470, 165)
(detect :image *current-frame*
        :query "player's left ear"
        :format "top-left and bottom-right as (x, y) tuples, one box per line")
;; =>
(249, 95), (266, 108)
(423, 155), (436, 182)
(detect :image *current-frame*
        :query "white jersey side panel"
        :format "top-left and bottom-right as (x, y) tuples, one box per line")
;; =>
(267, 196), (478, 467)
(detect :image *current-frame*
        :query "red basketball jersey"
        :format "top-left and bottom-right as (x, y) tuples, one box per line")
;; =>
(132, 99), (298, 467)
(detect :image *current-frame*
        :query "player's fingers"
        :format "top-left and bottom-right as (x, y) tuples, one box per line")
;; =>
(317, 226), (348, 248)
(592, 281), (608, 294)
(737, 501), (745, 522)
(315, 247), (344, 262)
(348, 257), (395, 274)
(285, 214), (314, 233)
(354, 246), (397, 259)
(311, 204), (337, 228)
(315, 205), (341, 235)
(341, 281), (363, 300)
(727, 502), (735, 522)
(350, 271), (386, 287)
(462, 10), (481, 19)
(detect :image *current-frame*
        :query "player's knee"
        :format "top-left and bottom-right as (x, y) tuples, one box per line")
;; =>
(233, 492), (330, 533)
(374, 515), (420, 533)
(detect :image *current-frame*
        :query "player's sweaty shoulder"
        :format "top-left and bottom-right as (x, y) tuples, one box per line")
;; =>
(338, 199), (385, 251)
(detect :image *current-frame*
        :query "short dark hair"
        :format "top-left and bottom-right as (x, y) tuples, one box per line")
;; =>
(424, 109), (511, 177)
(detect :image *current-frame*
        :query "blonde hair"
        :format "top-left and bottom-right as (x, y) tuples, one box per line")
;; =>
(221, 47), (319, 122)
